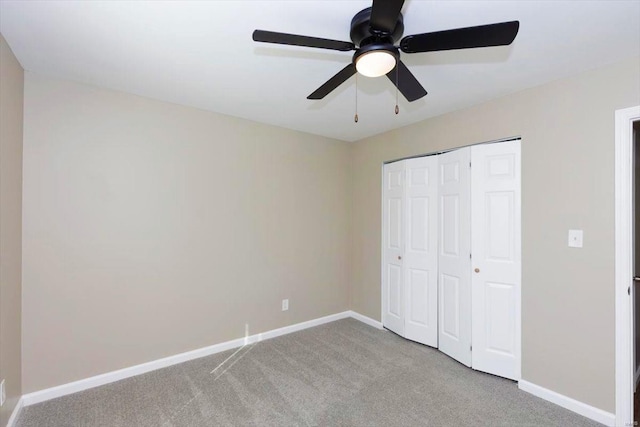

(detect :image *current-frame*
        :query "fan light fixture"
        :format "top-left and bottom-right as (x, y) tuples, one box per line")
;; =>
(355, 50), (397, 77)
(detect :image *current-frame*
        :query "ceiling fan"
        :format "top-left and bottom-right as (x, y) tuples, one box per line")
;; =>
(252, 0), (519, 102)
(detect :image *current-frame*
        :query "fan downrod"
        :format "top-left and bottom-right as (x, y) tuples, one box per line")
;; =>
(350, 7), (404, 47)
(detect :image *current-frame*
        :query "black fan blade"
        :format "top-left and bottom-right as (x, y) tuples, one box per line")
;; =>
(253, 30), (355, 51)
(370, 0), (405, 34)
(400, 21), (520, 53)
(308, 64), (357, 100)
(386, 60), (427, 102)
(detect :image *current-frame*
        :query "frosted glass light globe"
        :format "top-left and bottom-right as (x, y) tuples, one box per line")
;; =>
(356, 50), (397, 77)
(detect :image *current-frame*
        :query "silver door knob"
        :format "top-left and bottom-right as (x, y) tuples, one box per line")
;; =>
(474, 268), (480, 273)
(398, 256), (402, 260)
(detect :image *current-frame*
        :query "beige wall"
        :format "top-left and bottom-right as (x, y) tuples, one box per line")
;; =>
(17, 49), (640, 416)
(350, 56), (640, 413)
(0, 34), (23, 426)
(22, 73), (351, 393)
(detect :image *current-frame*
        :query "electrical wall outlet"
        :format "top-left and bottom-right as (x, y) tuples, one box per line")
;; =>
(1, 379), (5, 407)
(282, 299), (289, 311)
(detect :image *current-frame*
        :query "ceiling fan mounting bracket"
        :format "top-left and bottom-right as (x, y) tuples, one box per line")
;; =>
(350, 7), (404, 47)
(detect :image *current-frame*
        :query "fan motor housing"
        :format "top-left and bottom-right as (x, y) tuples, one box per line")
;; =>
(353, 44), (399, 65)
(350, 7), (404, 47)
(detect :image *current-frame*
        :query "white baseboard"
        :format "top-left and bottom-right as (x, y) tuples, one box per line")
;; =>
(348, 310), (383, 329)
(7, 396), (24, 427)
(518, 380), (615, 426)
(23, 311), (359, 406)
(17, 316), (616, 427)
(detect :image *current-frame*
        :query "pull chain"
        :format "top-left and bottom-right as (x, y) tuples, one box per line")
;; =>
(394, 65), (399, 115)
(354, 73), (359, 123)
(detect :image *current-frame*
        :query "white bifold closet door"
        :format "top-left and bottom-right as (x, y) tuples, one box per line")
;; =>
(470, 140), (521, 380)
(382, 156), (439, 347)
(437, 147), (472, 367)
(382, 140), (521, 381)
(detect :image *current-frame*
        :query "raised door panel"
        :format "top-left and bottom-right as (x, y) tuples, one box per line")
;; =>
(408, 197), (428, 252)
(441, 195), (460, 256)
(484, 282), (515, 355)
(407, 269), (430, 325)
(485, 192), (514, 262)
(388, 198), (402, 251)
(387, 264), (402, 318)
(441, 274), (460, 340)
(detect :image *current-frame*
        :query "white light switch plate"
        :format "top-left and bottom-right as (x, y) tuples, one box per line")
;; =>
(282, 299), (289, 311)
(568, 229), (584, 248)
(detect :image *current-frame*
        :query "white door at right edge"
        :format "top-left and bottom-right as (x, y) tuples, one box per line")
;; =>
(471, 140), (521, 380)
(438, 147), (472, 367)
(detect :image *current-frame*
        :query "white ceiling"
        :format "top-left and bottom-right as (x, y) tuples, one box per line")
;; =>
(1, 1), (639, 142)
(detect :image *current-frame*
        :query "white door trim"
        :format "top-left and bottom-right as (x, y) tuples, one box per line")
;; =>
(615, 105), (640, 426)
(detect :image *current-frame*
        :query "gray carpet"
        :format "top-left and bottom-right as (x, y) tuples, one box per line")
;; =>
(16, 318), (601, 426)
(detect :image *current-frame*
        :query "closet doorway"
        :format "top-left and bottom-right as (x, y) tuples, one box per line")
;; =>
(382, 139), (521, 381)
